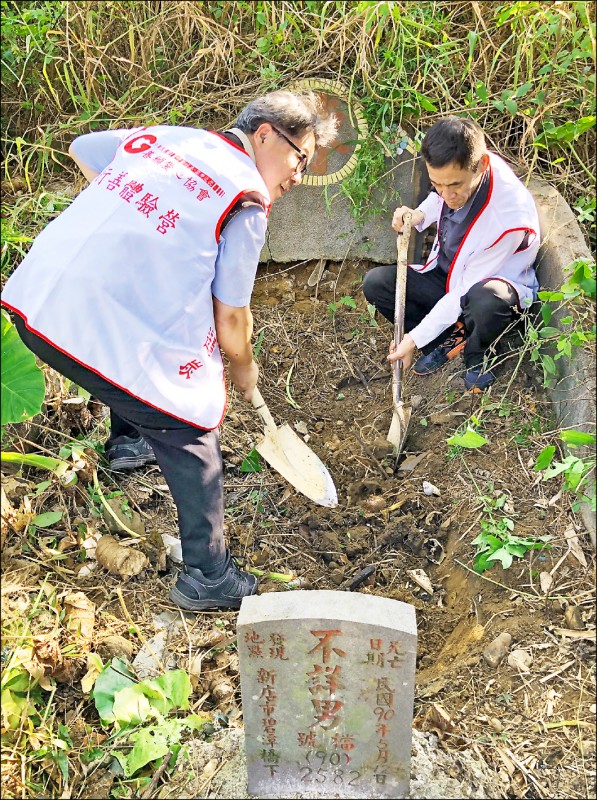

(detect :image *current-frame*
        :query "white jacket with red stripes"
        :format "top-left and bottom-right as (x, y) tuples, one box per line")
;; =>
(409, 152), (540, 349)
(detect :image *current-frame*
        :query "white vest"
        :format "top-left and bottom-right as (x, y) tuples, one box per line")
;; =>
(2, 127), (270, 429)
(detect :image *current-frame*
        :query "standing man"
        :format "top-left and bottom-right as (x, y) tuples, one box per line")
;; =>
(363, 116), (539, 391)
(2, 90), (337, 610)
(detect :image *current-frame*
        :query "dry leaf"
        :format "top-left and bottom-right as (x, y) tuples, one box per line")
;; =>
(407, 568), (433, 594)
(563, 527), (587, 568)
(539, 572), (553, 594)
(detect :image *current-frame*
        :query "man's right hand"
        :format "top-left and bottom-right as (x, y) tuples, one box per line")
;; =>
(229, 360), (259, 401)
(392, 206), (425, 232)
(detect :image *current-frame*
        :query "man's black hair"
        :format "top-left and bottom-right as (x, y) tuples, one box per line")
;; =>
(421, 116), (486, 171)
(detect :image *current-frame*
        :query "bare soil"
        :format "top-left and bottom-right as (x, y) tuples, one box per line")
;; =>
(2, 259), (595, 799)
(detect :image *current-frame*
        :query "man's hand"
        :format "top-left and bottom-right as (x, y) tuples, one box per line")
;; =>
(392, 206), (424, 233)
(229, 360), (259, 401)
(387, 333), (417, 370)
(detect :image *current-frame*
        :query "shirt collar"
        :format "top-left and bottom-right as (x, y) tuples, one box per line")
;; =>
(225, 127), (256, 164)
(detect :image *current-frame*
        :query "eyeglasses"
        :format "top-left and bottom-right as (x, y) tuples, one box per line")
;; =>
(271, 126), (308, 175)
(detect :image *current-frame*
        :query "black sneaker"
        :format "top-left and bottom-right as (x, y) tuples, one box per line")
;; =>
(106, 435), (157, 471)
(413, 322), (466, 376)
(168, 550), (258, 611)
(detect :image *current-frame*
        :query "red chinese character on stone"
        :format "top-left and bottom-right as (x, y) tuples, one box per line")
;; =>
(269, 632), (289, 660)
(203, 327), (217, 356)
(106, 171), (127, 191)
(157, 209), (179, 234)
(376, 743), (389, 764)
(119, 180), (144, 203)
(366, 651), (385, 667)
(245, 629), (264, 658)
(307, 664), (344, 695)
(310, 698), (344, 727)
(179, 359), (203, 379)
(370, 638), (384, 651)
(136, 193), (159, 217)
(308, 630), (346, 664)
(196, 188), (210, 202)
(257, 668), (276, 685)
(297, 731), (317, 748)
(332, 733), (356, 751)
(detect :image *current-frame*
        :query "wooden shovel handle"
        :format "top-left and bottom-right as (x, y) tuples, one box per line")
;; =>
(393, 212), (412, 403)
(251, 387), (277, 433)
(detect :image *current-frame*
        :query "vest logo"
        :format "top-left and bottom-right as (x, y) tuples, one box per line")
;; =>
(124, 134), (158, 154)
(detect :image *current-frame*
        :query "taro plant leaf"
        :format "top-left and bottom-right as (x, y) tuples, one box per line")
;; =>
(115, 725), (170, 777)
(154, 669), (192, 711)
(447, 427), (489, 449)
(240, 448), (262, 473)
(111, 684), (154, 726)
(1, 311), (46, 426)
(92, 657), (137, 725)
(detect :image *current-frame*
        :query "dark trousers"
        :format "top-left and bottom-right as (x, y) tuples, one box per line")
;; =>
(14, 316), (226, 573)
(362, 265), (519, 368)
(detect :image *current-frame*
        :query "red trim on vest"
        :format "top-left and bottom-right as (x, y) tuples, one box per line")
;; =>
(1, 303), (226, 431)
(446, 164), (494, 292)
(421, 253), (438, 271)
(215, 190), (271, 243)
(486, 227), (538, 251)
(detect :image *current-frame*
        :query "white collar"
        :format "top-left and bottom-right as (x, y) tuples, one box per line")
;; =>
(226, 128), (256, 164)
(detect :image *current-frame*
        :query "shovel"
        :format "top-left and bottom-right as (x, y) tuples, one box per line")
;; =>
(387, 211), (412, 455)
(251, 388), (338, 507)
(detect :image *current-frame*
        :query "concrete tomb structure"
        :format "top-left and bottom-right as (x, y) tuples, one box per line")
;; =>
(237, 590), (417, 799)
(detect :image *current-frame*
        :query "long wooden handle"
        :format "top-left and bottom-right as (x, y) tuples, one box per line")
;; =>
(251, 387), (277, 433)
(393, 212), (412, 404)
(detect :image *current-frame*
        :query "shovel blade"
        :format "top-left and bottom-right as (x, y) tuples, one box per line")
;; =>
(387, 403), (412, 455)
(256, 423), (338, 507)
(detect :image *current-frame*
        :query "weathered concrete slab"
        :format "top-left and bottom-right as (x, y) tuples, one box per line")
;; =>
(237, 590), (417, 799)
(260, 155), (423, 264)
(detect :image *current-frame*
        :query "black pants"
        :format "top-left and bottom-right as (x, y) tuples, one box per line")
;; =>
(362, 265), (519, 368)
(14, 316), (226, 573)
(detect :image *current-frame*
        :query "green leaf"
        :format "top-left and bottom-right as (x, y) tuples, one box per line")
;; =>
(487, 547), (514, 569)
(32, 511), (63, 528)
(538, 326), (561, 338)
(1, 312), (46, 426)
(447, 428), (489, 449)
(112, 684), (153, 726)
(559, 430), (596, 447)
(240, 448), (262, 473)
(92, 658), (137, 724)
(118, 726), (170, 776)
(534, 445), (556, 470)
(154, 670), (192, 711)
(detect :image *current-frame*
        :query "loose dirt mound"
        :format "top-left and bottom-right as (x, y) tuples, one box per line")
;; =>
(2, 259), (595, 799)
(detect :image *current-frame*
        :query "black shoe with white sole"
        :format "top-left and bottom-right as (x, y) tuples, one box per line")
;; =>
(106, 435), (157, 471)
(168, 550), (258, 611)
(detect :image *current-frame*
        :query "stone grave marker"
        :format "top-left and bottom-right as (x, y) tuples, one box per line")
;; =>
(237, 590), (417, 798)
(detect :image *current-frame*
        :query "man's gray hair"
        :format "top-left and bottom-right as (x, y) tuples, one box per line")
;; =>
(236, 90), (338, 148)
